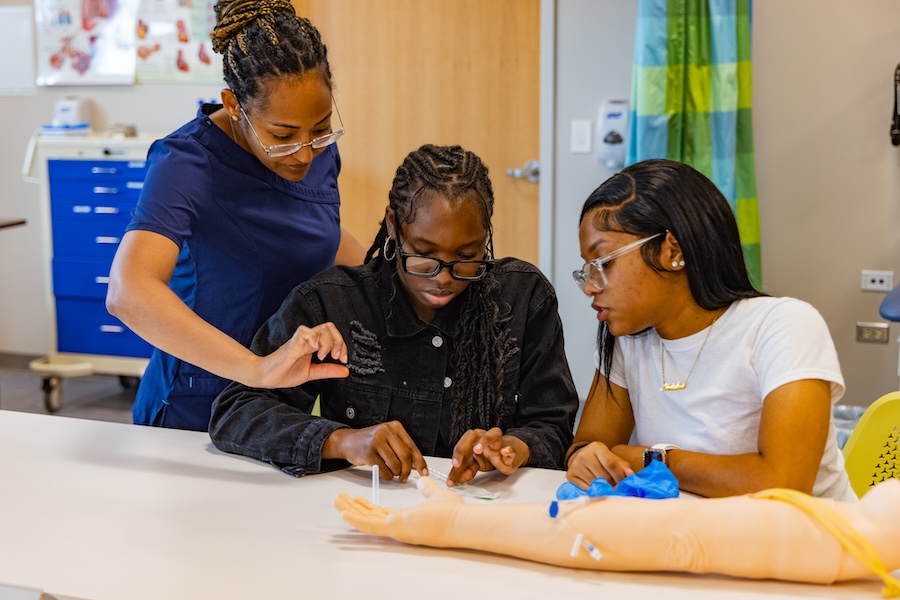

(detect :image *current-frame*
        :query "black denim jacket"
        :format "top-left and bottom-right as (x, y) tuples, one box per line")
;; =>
(209, 257), (578, 476)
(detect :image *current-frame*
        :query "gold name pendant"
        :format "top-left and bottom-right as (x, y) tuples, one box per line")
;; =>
(661, 381), (686, 391)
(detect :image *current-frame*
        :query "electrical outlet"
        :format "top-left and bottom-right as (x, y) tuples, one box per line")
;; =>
(856, 321), (890, 343)
(861, 270), (894, 292)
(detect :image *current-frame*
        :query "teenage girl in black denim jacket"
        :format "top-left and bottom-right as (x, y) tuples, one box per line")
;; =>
(210, 144), (578, 486)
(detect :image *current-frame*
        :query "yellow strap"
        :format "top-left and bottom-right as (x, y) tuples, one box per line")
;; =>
(751, 488), (900, 598)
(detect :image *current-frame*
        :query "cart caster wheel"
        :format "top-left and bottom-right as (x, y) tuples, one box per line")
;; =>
(118, 375), (139, 389)
(42, 376), (62, 413)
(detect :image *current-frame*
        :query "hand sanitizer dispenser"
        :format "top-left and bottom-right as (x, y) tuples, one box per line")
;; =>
(597, 100), (629, 171)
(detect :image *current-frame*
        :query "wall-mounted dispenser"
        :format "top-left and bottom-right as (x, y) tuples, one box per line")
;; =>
(597, 100), (629, 170)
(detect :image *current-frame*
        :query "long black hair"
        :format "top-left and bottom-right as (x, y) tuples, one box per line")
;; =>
(580, 158), (763, 378)
(210, 0), (332, 106)
(367, 144), (517, 442)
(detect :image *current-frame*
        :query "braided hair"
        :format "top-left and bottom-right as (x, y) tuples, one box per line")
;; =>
(210, 0), (332, 106)
(366, 145), (517, 443)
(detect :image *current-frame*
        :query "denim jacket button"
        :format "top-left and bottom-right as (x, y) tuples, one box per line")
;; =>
(346, 406), (356, 419)
(431, 335), (443, 348)
(443, 377), (452, 388)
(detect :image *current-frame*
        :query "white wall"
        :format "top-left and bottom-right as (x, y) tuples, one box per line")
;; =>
(0, 0), (223, 356)
(753, 2), (900, 405)
(551, 0), (639, 400)
(551, 0), (900, 406)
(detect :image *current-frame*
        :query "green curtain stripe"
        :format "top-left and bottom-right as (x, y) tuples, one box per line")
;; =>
(736, 196), (760, 244)
(664, 65), (685, 114)
(711, 63), (738, 112)
(634, 0), (761, 284)
(687, 65), (712, 113)
(737, 61), (752, 108)
(736, 7), (751, 60)
(635, 66), (668, 116)
(742, 243), (762, 290)
(682, 112), (713, 176)
(684, 0), (711, 68)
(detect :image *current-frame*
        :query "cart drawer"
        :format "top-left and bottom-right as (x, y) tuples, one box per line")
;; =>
(48, 159), (148, 181)
(51, 199), (135, 223)
(56, 298), (152, 358)
(52, 219), (129, 258)
(52, 257), (113, 300)
(49, 179), (144, 204)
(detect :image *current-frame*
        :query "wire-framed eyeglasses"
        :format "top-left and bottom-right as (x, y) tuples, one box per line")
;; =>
(572, 232), (663, 292)
(397, 233), (494, 281)
(238, 101), (345, 158)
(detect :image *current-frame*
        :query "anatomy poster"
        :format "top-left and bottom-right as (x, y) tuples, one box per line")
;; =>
(35, 0), (139, 85)
(135, 0), (222, 83)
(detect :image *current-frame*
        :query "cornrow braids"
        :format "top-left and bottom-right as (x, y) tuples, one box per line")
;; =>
(210, 0), (332, 105)
(367, 145), (514, 443)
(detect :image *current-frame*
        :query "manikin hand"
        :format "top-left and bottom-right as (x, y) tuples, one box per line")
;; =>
(335, 476), (462, 546)
(448, 427), (529, 486)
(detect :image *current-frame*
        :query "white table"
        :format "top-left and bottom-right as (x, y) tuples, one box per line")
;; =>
(0, 410), (891, 600)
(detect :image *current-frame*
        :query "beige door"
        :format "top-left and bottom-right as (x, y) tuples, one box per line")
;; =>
(296, 0), (540, 263)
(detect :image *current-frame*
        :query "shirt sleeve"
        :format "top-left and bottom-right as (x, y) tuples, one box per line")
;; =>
(126, 135), (209, 248)
(208, 286), (350, 476)
(502, 274), (579, 469)
(753, 299), (845, 403)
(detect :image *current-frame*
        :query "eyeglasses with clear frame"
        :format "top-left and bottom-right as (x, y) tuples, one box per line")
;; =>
(396, 231), (495, 281)
(238, 101), (345, 158)
(572, 232), (663, 292)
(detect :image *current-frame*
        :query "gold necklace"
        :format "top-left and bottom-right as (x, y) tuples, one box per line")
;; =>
(659, 309), (722, 392)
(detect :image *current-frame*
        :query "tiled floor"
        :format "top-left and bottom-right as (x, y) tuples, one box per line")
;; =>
(0, 353), (133, 424)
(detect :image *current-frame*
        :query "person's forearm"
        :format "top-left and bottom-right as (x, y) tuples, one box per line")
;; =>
(322, 427), (350, 460)
(210, 382), (342, 471)
(107, 276), (260, 383)
(335, 226), (366, 266)
(623, 447), (817, 498)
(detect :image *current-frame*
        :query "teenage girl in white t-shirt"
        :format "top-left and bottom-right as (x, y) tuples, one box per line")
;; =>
(566, 158), (854, 500)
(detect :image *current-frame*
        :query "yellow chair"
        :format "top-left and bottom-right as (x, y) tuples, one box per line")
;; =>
(841, 391), (900, 498)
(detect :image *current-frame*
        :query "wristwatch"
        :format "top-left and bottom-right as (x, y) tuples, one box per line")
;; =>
(642, 443), (680, 467)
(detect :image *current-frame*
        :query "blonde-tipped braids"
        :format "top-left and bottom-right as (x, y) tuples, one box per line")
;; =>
(210, 0), (331, 105)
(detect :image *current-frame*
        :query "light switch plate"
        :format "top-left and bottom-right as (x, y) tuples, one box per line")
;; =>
(570, 119), (592, 154)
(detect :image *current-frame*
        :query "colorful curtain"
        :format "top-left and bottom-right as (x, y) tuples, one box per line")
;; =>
(627, 0), (760, 287)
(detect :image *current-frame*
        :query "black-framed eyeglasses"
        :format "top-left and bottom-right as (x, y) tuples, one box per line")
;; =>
(396, 232), (494, 281)
(238, 100), (345, 158)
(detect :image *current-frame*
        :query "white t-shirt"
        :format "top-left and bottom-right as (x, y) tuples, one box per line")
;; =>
(603, 296), (855, 501)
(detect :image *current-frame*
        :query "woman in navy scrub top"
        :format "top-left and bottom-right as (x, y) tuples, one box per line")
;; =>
(107, 0), (361, 431)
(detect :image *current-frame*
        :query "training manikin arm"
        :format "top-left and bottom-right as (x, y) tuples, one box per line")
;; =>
(335, 478), (900, 587)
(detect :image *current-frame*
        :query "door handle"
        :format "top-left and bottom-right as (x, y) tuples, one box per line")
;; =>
(506, 160), (540, 183)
